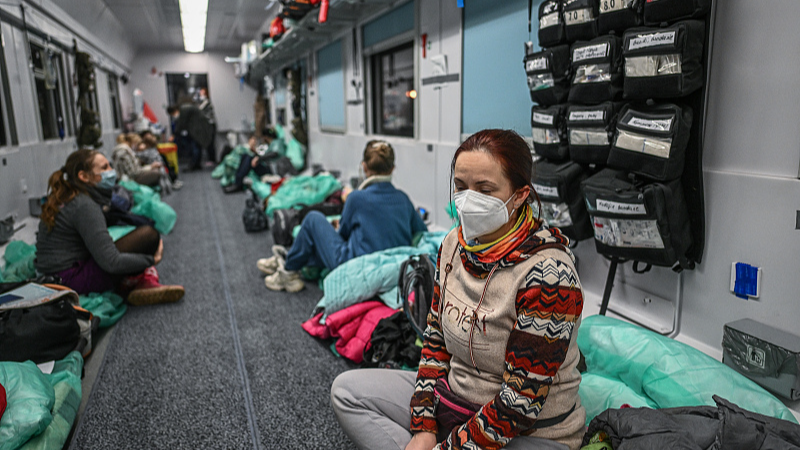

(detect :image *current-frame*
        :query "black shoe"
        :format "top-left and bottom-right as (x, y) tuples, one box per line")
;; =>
(223, 184), (244, 194)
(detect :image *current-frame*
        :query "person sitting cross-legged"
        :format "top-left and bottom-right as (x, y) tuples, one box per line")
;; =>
(259, 140), (428, 292)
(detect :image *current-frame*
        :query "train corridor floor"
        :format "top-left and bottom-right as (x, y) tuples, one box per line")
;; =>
(67, 170), (356, 449)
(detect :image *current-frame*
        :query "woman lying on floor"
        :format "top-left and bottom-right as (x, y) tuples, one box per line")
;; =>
(258, 140), (428, 292)
(331, 130), (586, 450)
(35, 149), (184, 306)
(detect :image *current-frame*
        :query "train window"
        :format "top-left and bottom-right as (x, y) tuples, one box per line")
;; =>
(30, 43), (73, 140)
(369, 42), (414, 138)
(108, 73), (122, 129)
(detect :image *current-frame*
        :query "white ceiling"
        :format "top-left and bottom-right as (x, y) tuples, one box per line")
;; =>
(59, 0), (272, 53)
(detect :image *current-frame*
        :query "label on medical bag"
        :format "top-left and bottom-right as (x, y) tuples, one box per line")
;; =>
(628, 31), (676, 50)
(569, 110), (605, 122)
(533, 183), (559, 198)
(596, 199), (646, 215)
(526, 57), (548, 72)
(533, 112), (555, 125)
(627, 116), (673, 132)
(573, 43), (609, 63)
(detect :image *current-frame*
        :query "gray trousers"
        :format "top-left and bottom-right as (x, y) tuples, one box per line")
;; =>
(331, 369), (570, 450)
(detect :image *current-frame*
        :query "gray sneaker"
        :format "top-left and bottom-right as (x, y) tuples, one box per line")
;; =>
(256, 245), (288, 275)
(264, 266), (304, 292)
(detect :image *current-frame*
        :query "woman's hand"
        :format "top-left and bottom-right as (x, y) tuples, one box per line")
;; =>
(330, 219), (340, 230)
(251, 156), (260, 168)
(404, 432), (437, 450)
(153, 239), (164, 265)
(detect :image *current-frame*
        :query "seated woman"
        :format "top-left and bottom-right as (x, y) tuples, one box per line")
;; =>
(35, 149), (185, 306)
(330, 130), (586, 450)
(223, 128), (288, 193)
(111, 133), (163, 188)
(259, 140), (428, 292)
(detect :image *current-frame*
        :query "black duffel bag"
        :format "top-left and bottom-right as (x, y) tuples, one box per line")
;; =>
(622, 20), (705, 99)
(643, 0), (710, 25)
(531, 104), (569, 161)
(582, 168), (694, 271)
(564, 0), (598, 42)
(568, 35), (624, 105)
(597, 0), (643, 35)
(532, 160), (593, 241)
(524, 44), (571, 107)
(567, 101), (623, 165)
(243, 191), (268, 233)
(607, 103), (692, 181)
(537, 0), (566, 47)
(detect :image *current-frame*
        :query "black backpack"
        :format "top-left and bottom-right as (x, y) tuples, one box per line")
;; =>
(564, 0), (598, 42)
(597, 0), (643, 35)
(622, 21), (705, 100)
(524, 44), (572, 107)
(271, 208), (301, 247)
(607, 103), (693, 181)
(398, 254), (436, 339)
(532, 160), (593, 241)
(537, 0), (566, 47)
(643, 0), (710, 25)
(566, 101), (623, 165)
(531, 104), (570, 161)
(568, 35), (624, 105)
(581, 168), (694, 271)
(243, 191), (268, 233)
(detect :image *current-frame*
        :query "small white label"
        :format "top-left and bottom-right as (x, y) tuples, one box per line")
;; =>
(526, 57), (548, 72)
(600, 0), (633, 13)
(569, 110), (605, 122)
(540, 12), (560, 29)
(628, 31), (677, 50)
(533, 183), (559, 198)
(596, 199), (646, 215)
(533, 112), (555, 125)
(627, 116), (673, 132)
(564, 7), (594, 25)
(573, 43), (609, 63)
(746, 345), (766, 369)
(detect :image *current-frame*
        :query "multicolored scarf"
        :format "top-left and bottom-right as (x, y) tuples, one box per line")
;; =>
(457, 203), (538, 264)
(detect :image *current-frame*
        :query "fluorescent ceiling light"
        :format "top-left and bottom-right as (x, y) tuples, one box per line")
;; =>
(179, 0), (209, 53)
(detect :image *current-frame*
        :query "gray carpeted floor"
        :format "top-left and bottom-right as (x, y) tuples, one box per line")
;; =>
(68, 171), (356, 449)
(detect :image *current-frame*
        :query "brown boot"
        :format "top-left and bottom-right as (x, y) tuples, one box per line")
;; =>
(125, 267), (185, 306)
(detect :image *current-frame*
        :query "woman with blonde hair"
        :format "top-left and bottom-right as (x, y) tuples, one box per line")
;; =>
(35, 149), (184, 305)
(259, 140), (428, 292)
(111, 132), (163, 188)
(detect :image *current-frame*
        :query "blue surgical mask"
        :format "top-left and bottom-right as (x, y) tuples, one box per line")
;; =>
(97, 169), (117, 190)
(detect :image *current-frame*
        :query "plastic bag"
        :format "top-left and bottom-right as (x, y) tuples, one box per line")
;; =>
(119, 180), (177, 235)
(1, 241), (37, 282)
(579, 373), (657, 425)
(79, 292), (127, 328)
(0, 360), (55, 450)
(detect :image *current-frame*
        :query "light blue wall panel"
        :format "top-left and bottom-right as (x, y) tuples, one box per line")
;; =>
(317, 39), (345, 130)
(363, 1), (415, 49)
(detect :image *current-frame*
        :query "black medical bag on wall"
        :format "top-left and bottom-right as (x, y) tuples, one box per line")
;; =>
(567, 101), (622, 165)
(524, 44), (571, 106)
(597, 0), (643, 35)
(538, 0), (566, 48)
(532, 160), (593, 241)
(607, 103), (692, 181)
(531, 104), (569, 161)
(563, 0), (598, 42)
(568, 35), (623, 105)
(622, 21), (705, 99)
(643, 0), (711, 25)
(581, 168), (693, 270)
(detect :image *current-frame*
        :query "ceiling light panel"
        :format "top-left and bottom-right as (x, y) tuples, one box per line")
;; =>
(179, 0), (209, 53)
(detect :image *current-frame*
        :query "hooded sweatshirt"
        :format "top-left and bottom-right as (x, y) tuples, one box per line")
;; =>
(410, 225), (586, 450)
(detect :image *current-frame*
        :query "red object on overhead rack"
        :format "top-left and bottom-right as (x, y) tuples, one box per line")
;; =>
(319, 0), (329, 23)
(270, 17), (285, 39)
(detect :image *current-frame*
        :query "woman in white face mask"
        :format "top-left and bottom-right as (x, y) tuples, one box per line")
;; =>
(332, 129), (587, 450)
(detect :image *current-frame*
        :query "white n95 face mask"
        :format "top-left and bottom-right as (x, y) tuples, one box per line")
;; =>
(454, 190), (515, 241)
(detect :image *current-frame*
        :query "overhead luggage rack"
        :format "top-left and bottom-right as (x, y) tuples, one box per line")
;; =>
(247, 0), (398, 86)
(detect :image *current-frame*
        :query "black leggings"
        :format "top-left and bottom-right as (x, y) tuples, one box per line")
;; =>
(114, 225), (160, 257)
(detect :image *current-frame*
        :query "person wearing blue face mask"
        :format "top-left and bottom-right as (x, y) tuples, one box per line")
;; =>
(35, 149), (185, 305)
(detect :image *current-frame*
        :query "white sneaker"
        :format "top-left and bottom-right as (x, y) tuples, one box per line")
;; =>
(264, 266), (304, 292)
(256, 245), (287, 275)
(172, 180), (184, 190)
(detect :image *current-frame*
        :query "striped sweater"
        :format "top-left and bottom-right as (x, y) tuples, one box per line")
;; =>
(410, 226), (586, 450)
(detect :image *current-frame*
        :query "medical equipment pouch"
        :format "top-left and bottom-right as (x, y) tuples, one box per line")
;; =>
(643, 0), (711, 25)
(722, 319), (800, 401)
(567, 102), (622, 165)
(597, 0), (643, 35)
(622, 21), (705, 99)
(532, 160), (593, 241)
(563, 0), (598, 42)
(524, 44), (571, 106)
(568, 36), (623, 105)
(538, 0), (566, 47)
(531, 104), (570, 161)
(581, 168), (693, 270)
(607, 103), (692, 181)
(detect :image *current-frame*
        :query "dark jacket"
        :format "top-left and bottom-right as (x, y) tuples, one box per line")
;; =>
(175, 103), (212, 148)
(584, 396), (800, 450)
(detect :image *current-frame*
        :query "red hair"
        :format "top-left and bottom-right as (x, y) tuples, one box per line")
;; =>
(452, 129), (542, 220)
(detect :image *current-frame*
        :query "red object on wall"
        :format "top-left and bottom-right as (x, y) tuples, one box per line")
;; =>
(319, 0), (329, 23)
(421, 33), (427, 58)
(142, 102), (158, 124)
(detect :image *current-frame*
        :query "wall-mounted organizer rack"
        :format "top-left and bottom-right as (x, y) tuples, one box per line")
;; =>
(526, 0), (717, 335)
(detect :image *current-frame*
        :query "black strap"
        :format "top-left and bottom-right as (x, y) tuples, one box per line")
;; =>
(528, 0), (533, 34)
(632, 261), (652, 274)
(531, 404), (576, 429)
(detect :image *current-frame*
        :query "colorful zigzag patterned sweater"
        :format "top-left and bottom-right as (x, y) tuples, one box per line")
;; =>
(410, 225), (586, 450)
